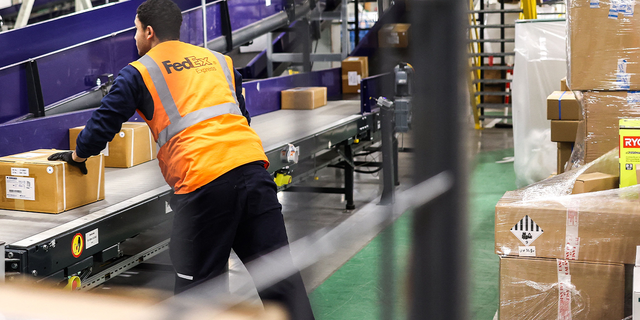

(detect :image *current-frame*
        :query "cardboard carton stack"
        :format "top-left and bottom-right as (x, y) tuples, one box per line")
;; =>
(495, 152), (628, 319)
(565, 0), (640, 163)
(546, 80), (581, 173)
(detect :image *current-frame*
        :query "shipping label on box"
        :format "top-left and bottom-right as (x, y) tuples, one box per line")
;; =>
(619, 119), (640, 187)
(70, 122), (156, 168)
(0, 149), (105, 214)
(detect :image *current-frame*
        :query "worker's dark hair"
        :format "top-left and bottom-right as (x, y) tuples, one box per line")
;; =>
(137, 0), (182, 41)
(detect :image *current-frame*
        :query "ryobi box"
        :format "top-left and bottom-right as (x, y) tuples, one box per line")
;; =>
(619, 119), (640, 187)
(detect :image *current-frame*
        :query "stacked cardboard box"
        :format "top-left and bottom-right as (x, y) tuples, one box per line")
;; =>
(495, 152), (628, 319)
(565, 0), (640, 163)
(547, 85), (581, 173)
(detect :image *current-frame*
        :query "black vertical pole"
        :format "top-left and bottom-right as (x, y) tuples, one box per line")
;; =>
(379, 103), (395, 205)
(409, 0), (468, 320)
(344, 143), (355, 210)
(26, 60), (45, 118)
(355, 0), (360, 46)
(303, 18), (312, 72)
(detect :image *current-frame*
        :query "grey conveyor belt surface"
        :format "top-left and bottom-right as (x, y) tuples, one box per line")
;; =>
(0, 100), (361, 247)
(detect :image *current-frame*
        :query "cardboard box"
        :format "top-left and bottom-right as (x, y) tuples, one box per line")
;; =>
(561, 77), (569, 91)
(495, 191), (640, 264)
(619, 119), (640, 188)
(342, 56), (369, 94)
(557, 142), (573, 174)
(69, 122), (156, 168)
(582, 91), (640, 162)
(572, 172), (618, 194)
(547, 91), (582, 120)
(567, 0), (640, 90)
(0, 149), (104, 214)
(280, 87), (327, 110)
(499, 256), (624, 320)
(550, 120), (579, 142)
(378, 23), (410, 48)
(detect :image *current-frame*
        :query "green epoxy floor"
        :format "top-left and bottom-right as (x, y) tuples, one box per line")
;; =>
(309, 148), (517, 320)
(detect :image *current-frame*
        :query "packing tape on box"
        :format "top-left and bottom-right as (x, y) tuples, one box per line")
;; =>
(148, 127), (154, 160)
(97, 155), (103, 201)
(564, 208), (580, 260)
(558, 91), (567, 119)
(62, 163), (67, 212)
(557, 259), (573, 320)
(130, 129), (134, 168)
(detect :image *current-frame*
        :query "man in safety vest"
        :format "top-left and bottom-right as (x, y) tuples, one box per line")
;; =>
(47, 0), (315, 318)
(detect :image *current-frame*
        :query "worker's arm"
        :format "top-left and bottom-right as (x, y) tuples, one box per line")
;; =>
(234, 69), (251, 125)
(74, 65), (153, 160)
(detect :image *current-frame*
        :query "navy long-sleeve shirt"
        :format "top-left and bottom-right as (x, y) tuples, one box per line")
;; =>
(75, 64), (250, 158)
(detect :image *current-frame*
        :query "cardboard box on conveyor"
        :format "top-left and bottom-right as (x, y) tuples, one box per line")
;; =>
(69, 122), (156, 168)
(341, 56), (369, 94)
(281, 87), (327, 110)
(0, 149), (105, 214)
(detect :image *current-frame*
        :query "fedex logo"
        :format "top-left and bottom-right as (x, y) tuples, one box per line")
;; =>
(623, 136), (640, 148)
(162, 56), (213, 74)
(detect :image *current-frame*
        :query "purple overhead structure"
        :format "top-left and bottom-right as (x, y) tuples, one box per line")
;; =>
(0, 0), (289, 123)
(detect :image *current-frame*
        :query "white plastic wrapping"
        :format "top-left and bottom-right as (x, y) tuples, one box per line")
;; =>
(512, 20), (567, 187)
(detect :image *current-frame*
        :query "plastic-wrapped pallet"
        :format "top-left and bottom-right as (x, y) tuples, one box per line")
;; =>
(512, 20), (567, 187)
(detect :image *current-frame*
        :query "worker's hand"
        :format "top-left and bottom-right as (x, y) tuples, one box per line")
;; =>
(48, 151), (88, 175)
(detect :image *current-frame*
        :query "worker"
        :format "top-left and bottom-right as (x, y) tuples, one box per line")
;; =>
(47, 0), (315, 318)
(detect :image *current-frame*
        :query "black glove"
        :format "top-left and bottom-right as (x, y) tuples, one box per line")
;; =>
(48, 151), (88, 175)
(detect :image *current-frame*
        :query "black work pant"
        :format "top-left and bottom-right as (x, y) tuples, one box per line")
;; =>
(169, 161), (315, 320)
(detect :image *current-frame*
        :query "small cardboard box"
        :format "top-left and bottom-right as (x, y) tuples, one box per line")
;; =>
(342, 56), (369, 94)
(550, 120), (579, 142)
(619, 119), (640, 188)
(499, 256), (624, 320)
(561, 77), (569, 91)
(70, 122), (156, 168)
(378, 23), (410, 48)
(281, 87), (327, 110)
(0, 149), (105, 214)
(557, 142), (573, 174)
(547, 91), (582, 120)
(572, 172), (618, 194)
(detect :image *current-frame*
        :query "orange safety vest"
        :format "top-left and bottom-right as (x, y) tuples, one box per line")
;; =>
(130, 41), (268, 194)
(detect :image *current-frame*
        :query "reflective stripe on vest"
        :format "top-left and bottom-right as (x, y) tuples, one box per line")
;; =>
(137, 54), (242, 148)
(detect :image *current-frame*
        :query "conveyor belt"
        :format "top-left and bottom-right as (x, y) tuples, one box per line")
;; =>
(0, 100), (361, 249)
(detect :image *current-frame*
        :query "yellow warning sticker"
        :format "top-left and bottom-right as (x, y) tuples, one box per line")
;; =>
(71, 233), (84, 258)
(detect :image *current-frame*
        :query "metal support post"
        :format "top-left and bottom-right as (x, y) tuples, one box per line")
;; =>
(302, 19), (312, 72)
(409, 0), (468, 319)
(0, 242), (4, 283)
(14, 0), (35, 28)
(344, 143), (355, 210)
(266, 32), (274, 77)
(201, 0), (208, 48)
(379, 102), (395, 205)
(355, 0), (360, 46)
(377, 0), (384, 19)
(393, 135), (399, 186)
(26, 60), (45, 118)
(341, 2), (350, 59)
